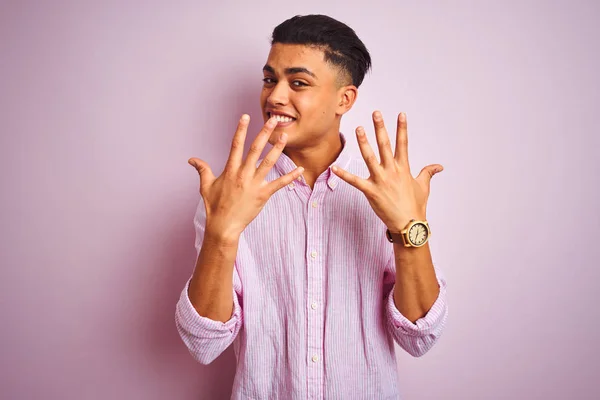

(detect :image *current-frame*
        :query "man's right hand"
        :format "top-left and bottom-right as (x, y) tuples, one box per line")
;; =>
(188, 114), (304, 243)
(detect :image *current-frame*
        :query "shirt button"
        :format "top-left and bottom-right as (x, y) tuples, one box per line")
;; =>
(328, 181), (337, 189)
(310, 250), (318, 259)
(289, 182), (295, 189)
(311, 201), (318, 208)
(311, 302), (318, 310)
(312, 355), (319, 363)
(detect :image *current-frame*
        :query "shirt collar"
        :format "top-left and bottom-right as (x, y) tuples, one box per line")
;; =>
(275, 133), (352, 191)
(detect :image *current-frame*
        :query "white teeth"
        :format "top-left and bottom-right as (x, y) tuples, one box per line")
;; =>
(271, 114), (294, 123)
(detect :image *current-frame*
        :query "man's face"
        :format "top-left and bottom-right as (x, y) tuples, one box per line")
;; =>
(260, 43), (347, 149)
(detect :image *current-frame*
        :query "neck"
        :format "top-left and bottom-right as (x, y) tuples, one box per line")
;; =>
(282, 132), (343, 189)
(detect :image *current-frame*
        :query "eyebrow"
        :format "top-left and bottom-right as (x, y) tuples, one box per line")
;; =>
(263, 64), (317, 79)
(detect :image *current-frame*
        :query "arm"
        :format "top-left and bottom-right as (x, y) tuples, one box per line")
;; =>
(330, 111), (448, 357)
(393, 242), (440, 322)
(188, 210), (240, 323)
(175, 200), (244, 365)
(385, 242), (448, 357)
(175, 114), (303, 365)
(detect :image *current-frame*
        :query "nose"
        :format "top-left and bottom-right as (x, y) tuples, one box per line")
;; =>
(266, 81), (289, 107)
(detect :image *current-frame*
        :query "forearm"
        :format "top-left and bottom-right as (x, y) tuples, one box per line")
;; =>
(188, 227), (240, 323)
(392, 242), (440, 323)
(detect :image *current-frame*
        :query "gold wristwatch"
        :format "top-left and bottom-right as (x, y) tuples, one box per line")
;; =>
(386, 219), (431, 247)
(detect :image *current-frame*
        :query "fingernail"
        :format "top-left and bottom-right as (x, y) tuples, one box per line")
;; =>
(356, 126), (365, 136)
(268, 118), (277, 127)
(281, 133), (288, 141)
(241, 114), (249, 122)
(400, 113), (406, 122)
(374, 111), (382, 121)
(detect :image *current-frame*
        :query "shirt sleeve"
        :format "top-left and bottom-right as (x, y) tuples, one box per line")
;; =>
(174, 198), (244, 365)
(384, 255), (449, 357)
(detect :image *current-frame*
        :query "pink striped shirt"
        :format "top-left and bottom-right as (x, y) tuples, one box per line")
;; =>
(176, 133), (448, 399)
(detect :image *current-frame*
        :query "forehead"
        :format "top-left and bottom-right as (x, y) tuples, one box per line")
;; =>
(265, 43), (329, 72)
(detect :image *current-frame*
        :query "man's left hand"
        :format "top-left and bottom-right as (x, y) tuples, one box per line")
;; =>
(332, 111), (442, 233)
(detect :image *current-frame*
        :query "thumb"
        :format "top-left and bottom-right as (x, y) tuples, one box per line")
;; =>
(416, 164), (443, 188)
(188, 157), (215, 187)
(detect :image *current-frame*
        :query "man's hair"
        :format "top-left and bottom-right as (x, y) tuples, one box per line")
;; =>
(271, 15), (372, 88)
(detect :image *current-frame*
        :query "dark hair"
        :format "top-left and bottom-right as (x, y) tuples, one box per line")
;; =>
(271, 15), (372, 87)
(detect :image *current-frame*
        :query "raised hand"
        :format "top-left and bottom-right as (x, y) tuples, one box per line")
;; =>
(331, 111), (443, 233)
(189, 114), (304, 241)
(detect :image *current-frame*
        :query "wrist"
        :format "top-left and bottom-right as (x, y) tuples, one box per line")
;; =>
(204, 222), (242, 247)
(387, 220), (410, 233)
(387, 215), (426, 233)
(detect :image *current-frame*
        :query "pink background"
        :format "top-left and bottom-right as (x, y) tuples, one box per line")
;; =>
(1, 1), (599, 399)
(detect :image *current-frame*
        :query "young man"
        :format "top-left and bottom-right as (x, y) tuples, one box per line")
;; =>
(176, 14), (448, 399)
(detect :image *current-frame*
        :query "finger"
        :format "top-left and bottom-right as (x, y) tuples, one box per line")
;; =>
(243, 117), (278, 174)
(331, 166), (369, 192)
(355, 126), (382, 178)
(255, 132), (288, 181)
(416, 164), (444, 189)
(395, 112), (410, 170)
(188, 157), (216, 190)
(372, 111), (395, 167)
(224, 114), (250, 172)
(265, 166), (305, 195)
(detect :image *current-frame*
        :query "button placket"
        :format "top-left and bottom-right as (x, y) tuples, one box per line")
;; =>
(306, 183), (325, 395)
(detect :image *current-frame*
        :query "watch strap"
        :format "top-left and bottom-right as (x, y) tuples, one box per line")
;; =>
(386, 219), (431, 247)
(386, 229), (407, 245)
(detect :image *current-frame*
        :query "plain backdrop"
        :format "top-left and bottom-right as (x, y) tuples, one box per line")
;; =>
(1, 1), (599, 399)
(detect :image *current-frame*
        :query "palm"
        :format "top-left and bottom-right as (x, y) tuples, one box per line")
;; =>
(189, 115), (304, 239)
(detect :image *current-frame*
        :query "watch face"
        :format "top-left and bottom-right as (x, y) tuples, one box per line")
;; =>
(408, 222), (428, 246)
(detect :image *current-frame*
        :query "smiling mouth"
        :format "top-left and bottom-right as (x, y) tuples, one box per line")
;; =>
(267, 112), (297, 124)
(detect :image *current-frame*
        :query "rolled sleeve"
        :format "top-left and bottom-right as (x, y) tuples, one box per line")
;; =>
(178, 278), (242, 332)
(175, 278), (243, 364)
(385, 265), (448, 357)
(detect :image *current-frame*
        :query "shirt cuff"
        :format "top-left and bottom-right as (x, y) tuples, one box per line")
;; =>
(386, 276), (448, 337)
(176, 278), (242, 335)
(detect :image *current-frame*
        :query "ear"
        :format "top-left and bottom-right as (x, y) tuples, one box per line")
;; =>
(335, 85), (358, 116)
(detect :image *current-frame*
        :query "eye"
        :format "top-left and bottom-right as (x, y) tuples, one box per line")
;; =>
(262, 77), (276, 86)
(292, 80), (308, 87)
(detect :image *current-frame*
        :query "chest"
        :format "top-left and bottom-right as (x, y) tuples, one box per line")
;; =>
(238, 183), (392, 291)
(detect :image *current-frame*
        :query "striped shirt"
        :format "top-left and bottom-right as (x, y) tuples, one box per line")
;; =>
(175, 133), (448, 399)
